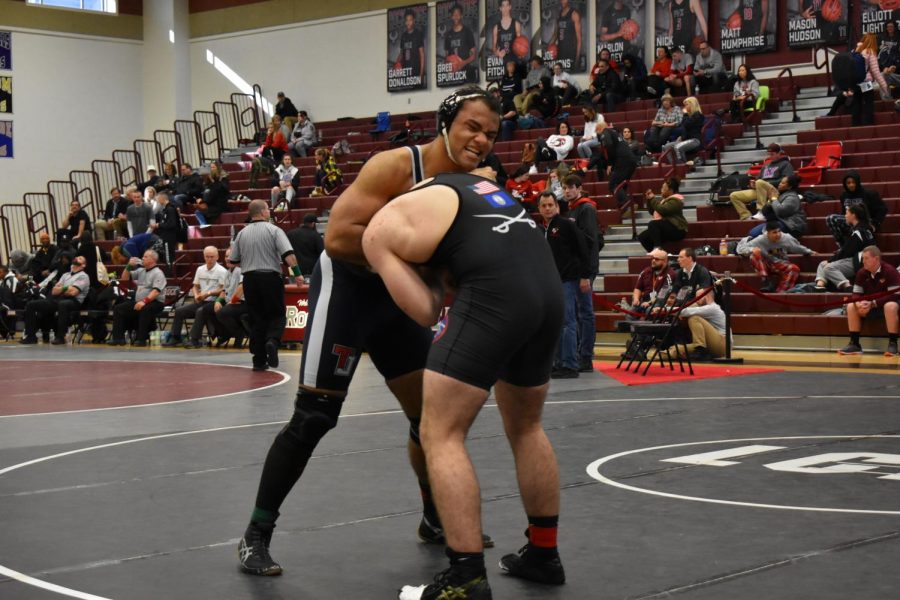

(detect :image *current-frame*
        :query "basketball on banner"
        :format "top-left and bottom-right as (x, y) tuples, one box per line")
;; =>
(483, 0), (533, 82)
(719, 0), (777, 55)
(787, 0), (848, 47)
(862, 0), (900, 35)
(387, 4), (428, 92)
(595, 0), (646, 63)
(436, 0), (479, 87)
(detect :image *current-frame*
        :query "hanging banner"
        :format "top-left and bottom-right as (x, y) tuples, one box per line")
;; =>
(388, 4), (429, 93)
(437, 0), (480, 87)
(787, 0), (849, 46)
(0, 31), (10, 70)
(596, 0), (646, 63)
(0, 76), (10, 114)
(483, 0), (533, 82)
(655, 0), (710, 55)
(0, 121), (12, 158)
(861, 2), (900, 35)
(539, 0), (588, 72)
(719, 0), (777, 55)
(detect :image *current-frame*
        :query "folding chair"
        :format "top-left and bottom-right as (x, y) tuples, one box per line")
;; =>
(369, 111), (391, 140)
(616, 286), (672, 369)
(623, 288), (695, 376)
(797, 140), (842, 187)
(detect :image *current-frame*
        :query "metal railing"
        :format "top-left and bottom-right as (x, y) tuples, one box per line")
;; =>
(154, 129), (183, 168)
(69, 170), (101, 222)
(193, 110), (223, 163)
(231, 92), (261, 144)
(814, 45), (833, 95)
(776, 67), (801, 123)
(112, 149), (142, 189)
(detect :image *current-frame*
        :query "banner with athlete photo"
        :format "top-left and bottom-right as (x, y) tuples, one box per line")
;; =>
(387, 4), (428, 93)
(538, 0), (587, 72)
(787, 0), (848, 46)
(719, 0), (777, 55)
(655, 0), (709, 54)
(437, 0), (480, 87)
(596, 0), (645, 63)
(0, 32), (10, 70)
(0, 121), (12, 158)
(483, 0), (533, 82)
(0, 76), (11, 114)
(861, 1), (900, 35)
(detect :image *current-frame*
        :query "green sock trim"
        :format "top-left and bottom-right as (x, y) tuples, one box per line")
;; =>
(251, 507), (278, 525)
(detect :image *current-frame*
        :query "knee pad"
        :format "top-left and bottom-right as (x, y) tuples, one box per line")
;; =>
(408, 417), (421, 447)
(281, 392), (343, 450)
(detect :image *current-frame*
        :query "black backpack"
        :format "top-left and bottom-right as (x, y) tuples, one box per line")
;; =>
(708, 171), (750, 205)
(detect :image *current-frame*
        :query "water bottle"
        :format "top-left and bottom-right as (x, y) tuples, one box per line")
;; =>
(719, 235), (729, 256)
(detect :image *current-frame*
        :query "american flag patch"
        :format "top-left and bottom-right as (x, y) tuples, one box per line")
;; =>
(468, 181), (500, 195)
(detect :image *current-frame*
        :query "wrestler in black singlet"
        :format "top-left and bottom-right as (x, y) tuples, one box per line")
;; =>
(421, 173), (564, 390)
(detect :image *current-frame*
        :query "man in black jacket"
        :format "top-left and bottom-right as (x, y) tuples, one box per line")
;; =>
(539, 192), (589, 379)
(827, 171), (888, 245)
(589, 59), (624, 112)
(285, 213), (324, 277)
(172, 163), (204, 209)
(561, 175), (601, 372)
(94, 187), (130, 240)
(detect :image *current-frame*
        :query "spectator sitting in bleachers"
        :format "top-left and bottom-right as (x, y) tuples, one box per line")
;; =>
(646, 46), (673, 100)
(49, 232), (77, 278)
(597, 47), (619, 73)
(126, 187), (155, 237)
(94, 187), (130, 241)
(693, 40), (725, 93)
(644, 94), (682, 153)
(194, 161), (230, 227)
(311, 148), (343, 196)
(213, 248), (248, 348)
(729, 143), (795, 221)
(621, 126), (643, 160)
(737, 222), (814, 293)
(878, 22), (900, 88)
(163, 245), (227, 349)
(673, 246), (713, 299)
(746, 174), (808, 239)
(664, 47), (694, 96)
(619, 53), (647, 101)
(514, 55), (551, 115)
(172, 162), (204, 209)
(576, 104), (606, 159)
(852, 33), (892, 126)
(19, 255), (90, 345)
(729, 64), (759, 123)
(589, 59), (624, 113)
(505, 165), (539, 210)
(545, 166), (566, 201)
(828, 171), (888, 245)
(137, 165), (160, 194)
(497, 62), (522, 141)
(272, 114), (291, 142)
(661, 95), (703, 165)
(638, 178), (688, 252)
(58, 200), (92, 243)
(551, 62), (580, 107)
(155, 162), (178, 194)
(814, 204), (876, 292)
(838, 245), (900, 357)
(108, 249), (167, 347)
(259, 123), (289, 164)
(30, 232), (56, 281)
(530, 76), (562, 125)
(144, 186), (158, 213)
(271, 154), (299, 209)
(535, 120), (574, 172)
(275, 92), (299, 131)
(288, 111), (317, 158)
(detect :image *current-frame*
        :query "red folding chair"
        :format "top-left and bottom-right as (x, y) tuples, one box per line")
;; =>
(797, 140), (842, 187)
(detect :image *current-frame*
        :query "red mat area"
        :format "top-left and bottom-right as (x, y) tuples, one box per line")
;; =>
(596, 361), (781, 386)
(0, 360), (284, 416)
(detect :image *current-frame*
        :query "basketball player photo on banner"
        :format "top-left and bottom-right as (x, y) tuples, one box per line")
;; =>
(483, 0), (533, 82)
(720, 0), (777, 54)
(0, 31), (10, 70)
(437, 0), (480, 87)
(655, 0), (709, 54)
(539, 0), (587, 72)
(596, 0), (645, 63)
(861, 0), (900, 35)
(0, 121), (12, 158)
(0, 76), (11, 114)
(387, 4), (428, 92)
(788, 0), (848, 46)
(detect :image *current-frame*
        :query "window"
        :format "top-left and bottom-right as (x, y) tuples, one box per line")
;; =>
(26, 0), (117, 14)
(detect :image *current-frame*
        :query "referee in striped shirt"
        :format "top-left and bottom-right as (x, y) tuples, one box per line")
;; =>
(230, 200), (303, 371)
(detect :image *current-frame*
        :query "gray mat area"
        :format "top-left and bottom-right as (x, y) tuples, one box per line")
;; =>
(1, 345), (899, 599)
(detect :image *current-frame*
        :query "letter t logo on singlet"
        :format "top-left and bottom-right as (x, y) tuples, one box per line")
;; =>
(332, 344), (358, 376)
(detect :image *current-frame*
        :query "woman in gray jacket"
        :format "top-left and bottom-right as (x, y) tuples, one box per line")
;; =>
(746, 175), (807, 238)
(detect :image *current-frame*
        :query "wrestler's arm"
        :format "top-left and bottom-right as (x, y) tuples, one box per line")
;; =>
(362, 186), (458, 326)
(325, 149), (412, 265)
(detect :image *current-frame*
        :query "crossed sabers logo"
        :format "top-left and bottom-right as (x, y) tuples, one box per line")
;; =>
(474, 209), (537, 234)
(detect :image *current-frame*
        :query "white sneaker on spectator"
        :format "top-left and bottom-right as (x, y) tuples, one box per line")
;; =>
(751, 211), (765, 220)
(528, 165), (538, 175)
